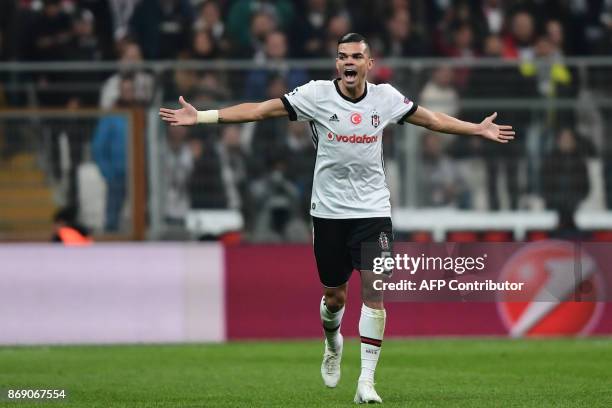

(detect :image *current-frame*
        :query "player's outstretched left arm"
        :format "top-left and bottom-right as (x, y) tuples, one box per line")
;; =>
(159, 96), (288, 126)
(405, 105), (515, 143)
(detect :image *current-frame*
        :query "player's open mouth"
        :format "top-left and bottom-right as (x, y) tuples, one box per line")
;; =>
(344, 68), (358, 83)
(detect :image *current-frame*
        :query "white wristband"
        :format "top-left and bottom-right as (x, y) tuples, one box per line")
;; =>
(196, 110), (219, 124)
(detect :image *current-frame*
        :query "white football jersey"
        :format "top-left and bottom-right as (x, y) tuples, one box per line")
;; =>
(282, 79), (417, 219)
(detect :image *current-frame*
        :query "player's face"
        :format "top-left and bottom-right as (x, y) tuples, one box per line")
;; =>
(336, 42), (373, 91)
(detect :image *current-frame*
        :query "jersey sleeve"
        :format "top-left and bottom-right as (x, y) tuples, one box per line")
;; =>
(281, 80), (318, 121)
(383, 84), (418, 124)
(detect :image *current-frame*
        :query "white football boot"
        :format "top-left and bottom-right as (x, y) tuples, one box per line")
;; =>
(320, 333), (343, 387)
(354, 380), (383, 404)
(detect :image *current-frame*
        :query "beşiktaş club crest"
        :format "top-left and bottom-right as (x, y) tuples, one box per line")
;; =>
(378, 232), (389, 250)
(371, 111), (381, 128)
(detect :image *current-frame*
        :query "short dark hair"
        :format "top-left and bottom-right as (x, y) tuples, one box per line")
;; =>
(337, 33), (370, 54)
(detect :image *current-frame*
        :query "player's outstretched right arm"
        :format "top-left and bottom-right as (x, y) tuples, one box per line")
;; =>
(159, 96), (288, 126)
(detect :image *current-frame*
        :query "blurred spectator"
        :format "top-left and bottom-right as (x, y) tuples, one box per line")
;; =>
(438, 22), (477, 89)
(542, 0), (598, 55)
(47, 103), (91, 209)
(192, 29), (219, 59)
(417, 132), (468, 208)
(426, 0), (455, 40)
(108, 0), (141, 42)
(419, 66), (459, 119)
(189, 125), (248, 210)
(76, 0), (114, 59)
(441, 22), (476, 59)
(92, 76), (137, 232)
(324, 13), (352, 57)
(351, 0), (424, 41)
(69, 8), (101, 61)
(249, 75), (290, 176)
(250, 154), (309, 242)
(24, 0), (74, 106)
(235, 10), (277, 58)
(244, 31), (308, 100)
(29, 0), (73, 61)
(129, 0), (195, 59)
(460, 34), (538, 210)
(531, 35), (575, 100)
(193, 0), (228, 53)
(68, 8), (105, 106)
(76, 139), (107, 232)
(541, 128), (589, 234)
(433, 1), (477, 54)
(546, 19), (565, 55)
(100, 41), (154, 109)
(226, 0), (294, 51)
(527, 28), (578, 195)
(52, 206), (92, 245)
(418, 65), (459, 150)
(188, 137), (224, 208)
(479, 0), (505, 35)
(164, 51), (200, 102)
(164, 126), (194, 224)
(521, 33), (576, 139)
(463, 34), (538, 115)
(163, 53), (232, 106)
(503, 11), (536, 60)
(191, 71), (232, 106)
(383, 9), (430, 57)
(392, 0), (412, 13)
(285, 121), (316, 219)
(290, 0), (331, 58)
(249, 76), (288, 171)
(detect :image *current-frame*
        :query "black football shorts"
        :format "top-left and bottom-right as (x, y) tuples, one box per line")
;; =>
(312, 216), (393, 287)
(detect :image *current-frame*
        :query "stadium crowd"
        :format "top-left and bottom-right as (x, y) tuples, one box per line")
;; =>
(1, 0), (612, 239)
(3, 0), (612, 64)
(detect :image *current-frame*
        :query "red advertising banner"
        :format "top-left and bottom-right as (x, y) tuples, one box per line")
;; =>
(225, 244), (612, 339)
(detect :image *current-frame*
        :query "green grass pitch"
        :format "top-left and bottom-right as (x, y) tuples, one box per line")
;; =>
(1, 338), (611, 407)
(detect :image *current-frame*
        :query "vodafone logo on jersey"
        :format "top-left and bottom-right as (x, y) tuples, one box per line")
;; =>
(496, 241), (604, 337)
(327, 132), (378, 144)
(350, 113), (362, 124)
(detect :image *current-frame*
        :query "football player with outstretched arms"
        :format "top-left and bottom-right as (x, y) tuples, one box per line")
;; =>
(160, 32), (514, 404)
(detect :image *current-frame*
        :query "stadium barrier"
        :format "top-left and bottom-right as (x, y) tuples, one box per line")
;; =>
(392, 209), (612, 240)
(0, 244), (224, 345)
(1, 243), (610, 345)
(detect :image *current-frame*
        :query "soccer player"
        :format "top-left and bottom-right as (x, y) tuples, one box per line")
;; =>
(159, 33), (514, 404)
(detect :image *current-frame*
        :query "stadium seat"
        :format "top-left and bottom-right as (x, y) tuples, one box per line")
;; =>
(482, 231), (514, 242)
(411, 231), (433, 242)
(590, 230), (612, 242)
(446, 231), (479, 242)
(526, 231), (550, 241)
(221, 231), (243, 245)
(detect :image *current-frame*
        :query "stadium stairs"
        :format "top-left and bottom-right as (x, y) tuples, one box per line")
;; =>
(0, 153), (55, 240)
